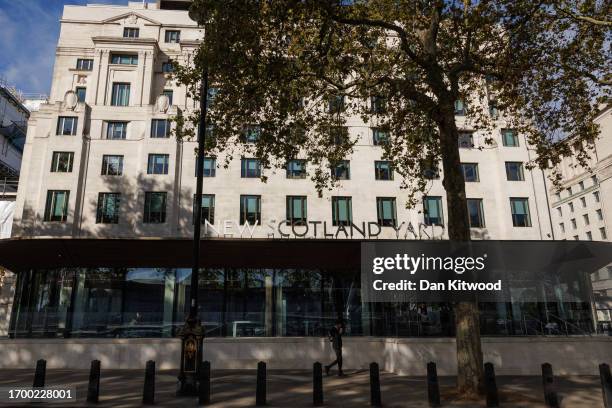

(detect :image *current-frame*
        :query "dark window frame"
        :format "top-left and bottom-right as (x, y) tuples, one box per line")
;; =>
(241, 158), (261, 178)
(423, 196), (444, 226)
(193, 194), (215, 224)
(44, 190), (70, 222)
(376, 197), (397, 227)
(147, 154), (170, 175)
(510, 197), (532, 227)
(461, 163), (479, 182)
(56, 116), (78, 136)
(286, 195), (308, 225)
(467, 198), (485, 228)
(143, 192), (167, 224)
(374, 161), (393, 180)
(123, 27), (140, 38)
(101, 155), (124, 176)
(96, 192), (121, 224)
(151, 119), (170, 138)
(286, 159), (307, 179)
(331, 196), (352, 227)
(240, 195), (261, 225)
(50, 151), (74, 173)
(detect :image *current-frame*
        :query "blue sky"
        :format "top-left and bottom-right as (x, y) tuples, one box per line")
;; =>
(0, 0), (137, 95)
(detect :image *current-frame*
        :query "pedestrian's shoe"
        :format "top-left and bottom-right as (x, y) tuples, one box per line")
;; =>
(325, 366), (330, 376)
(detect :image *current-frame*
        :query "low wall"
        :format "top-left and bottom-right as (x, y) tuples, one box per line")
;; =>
(0, 336), (609, 375)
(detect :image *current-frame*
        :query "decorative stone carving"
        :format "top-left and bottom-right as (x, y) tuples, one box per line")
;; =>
(77, 75), (87, 85)
(64, 91), (78, 110)
(155, 94), (170, 113)
(126, 14), (138, 25)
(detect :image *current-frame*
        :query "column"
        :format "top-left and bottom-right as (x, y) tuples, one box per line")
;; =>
(141, 50), (155, 106)
(95, 50), (110, 106)
(162, 269), (176, 337)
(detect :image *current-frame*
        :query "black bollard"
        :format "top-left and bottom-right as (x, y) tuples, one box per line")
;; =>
(143, 360), (156, 405)
(427, 362), (440, 407)
(600, 363), (612, 408)
(87, 360), (101, 403)
(484, 362), (499, 407)
(256, 361), (266, 406)
(198, 361), (211, 406)
(541, 363), (559, 408)
(313, 362), (323, 406)
(32, 359), (46, 388)
(370, 362), (382, 407)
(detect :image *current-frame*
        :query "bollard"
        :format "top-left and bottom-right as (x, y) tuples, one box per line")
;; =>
(142, 360), (156, 405)
(87, 360), (101, 403)
(313, 362), (323, 406)
(370, 362), (382, 407)
(198, 361), (211, 406)
(484, 362), (499, 407)
(541, 363), (559, 408)
(427, 362), (440, 407)
(256, 361), (266, 406)
(32, 359), (46, 388)
(600, 363), (612, 408)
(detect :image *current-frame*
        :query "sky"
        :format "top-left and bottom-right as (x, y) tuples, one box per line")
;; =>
(0, 0), (138, 95)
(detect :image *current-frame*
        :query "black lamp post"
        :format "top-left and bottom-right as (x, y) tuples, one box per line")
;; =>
(177, 6), (209, 396)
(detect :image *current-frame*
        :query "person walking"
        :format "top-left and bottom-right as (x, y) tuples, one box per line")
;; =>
(325, 319), (345, 376)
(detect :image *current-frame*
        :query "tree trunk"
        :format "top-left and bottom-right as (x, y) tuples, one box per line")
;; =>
(437, 105), (484, 398)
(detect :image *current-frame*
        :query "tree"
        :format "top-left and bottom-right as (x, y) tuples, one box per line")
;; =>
(175, 0), (611, 397)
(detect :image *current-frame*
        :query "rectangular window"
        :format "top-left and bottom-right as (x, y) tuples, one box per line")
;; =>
(76, 58), (93, 71)
(580, 196), (586, 207)
(111, 83), (130, 106)
(571, 218), (577, 229)
(467, 198), (485, 228)
(374, 161), (393, 180)
(569, 202), (574, 212)
(594, 191), (600, 202)
(423, 196), (444, 226)
(286, 160), (306, 179)
(559, 223), (565, 233)
(557, 207), (562, 217)
(240, 195), (261, 225)
(196, 157), (216, 177)
(123, 27), (139, 38)
(151, 119), (170, 138)
(50, 152), (74, 173)
(510, 198), (531, 227)
(330, 126), (349, 145)
(371, 96), (386, 114)
(56, 116), (78, 136)
(376, 197), (397, 227)
(327, 95), (345, 113)
(372, 128), (389, 145)
(162, 90), (173, 105)
(242, 125), (261, 143)
(44, 190), (69, 222)
(144, 192), (167, 224)
(586, 231), (593, 240)
(331, 196), (352, 226)
(110, 54), (138, 65)
(505, 162), (525, 181)
(583, 214), (590, 226)
(600, 227), (607, 240)
(241, 158), (261, 178)
(461, 163), (479, 182)
(76, 87), (86, 103)
(147, 154), (169, 175)
(106, 121), (128, 139)
(193, 194), (215, 224)
(458, 132), (474, 148)
(165, 30), (181, 43)
(101, 155), (124, 176)
(161, 61), (174, 73)
(592, 175), (598, 186)
(286, 196), (307, 225)
(501, 129), (519, 147)
(454, 99), (466, 115)
(596, 209), (603, 221)
(96, 193), (120, 224)
(331, 160), (350, 180)
(579, 181), (585, 191)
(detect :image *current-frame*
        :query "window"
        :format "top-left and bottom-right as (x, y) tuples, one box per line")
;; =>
(151, 119), (170, 138)
(569, 202), (574, 212)
(161, 61), (174, 73)
(193, 194), (215, 224)
(50, 152), (74, 173)
(580, 196), (586, 208)
(56, 116), (78, 136)
(331, 160), (350, 180)
(422, 158), (439, 180)
(196, 158), (216, 177)
(371, 96), (386, 114)
(559, 223), (565, 233)
(331, 196), (352, 226)
(44, 190), (69, 222)
(148, 154), (170, 175)
(111, 83), (130, 106)
(240, 195), (261, 225)
(458, 132), (474, 148)
(207, 87), (219, 109)
(76, 59), (93, 71)
(592, 175), (598, 186)
(286, 196), (307, 225)
(106, 121), (128, 139)
(510, 198), (531, 227)
(372, 128), (389, 145)
(467, 199), (485, 228)
(242, 126), (261, 143)
(111, 54), (138, 65)
(594, 191), (600, 203)
(162, 90), (173, 105)
(144, 192), (167, 224)
(505, 162), (524, 181)
(96, 193), (120, 224)
(571, 218), (577, 229)
(488, 101), (499, 118)
(596, 209), (603, 221)
(501, 129), (519, 147)
(423, 196), (443, 226)
(600, 227), (607, 240)
(76, 87), (86, 103)
(583, 214), (590, 226)
(586, 231), (593, 241)
(454, 99), (466, 115)
(375, 161), (393, 180)
(165, 30), (181, 43)
(327, 95), (345, 113)
(287, 160), (307, 179)
(566, 186), (572, 196)
(101, 155), (123, 176)
(123, 27), (139, 38)
(376, 197), (397, 227)
(574, 235), (579, 240)
(557, 207), (562, 217)
(330, 126), (349, 145)
(579, 181), (585, 191)
(241, 158), (261, 178)
(461, 163), (479, 182)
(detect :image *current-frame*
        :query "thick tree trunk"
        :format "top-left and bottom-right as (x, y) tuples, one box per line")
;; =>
(437, 106), (484, 398)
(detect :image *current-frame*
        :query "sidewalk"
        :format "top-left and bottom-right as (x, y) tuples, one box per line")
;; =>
(0, 369), (604, 407)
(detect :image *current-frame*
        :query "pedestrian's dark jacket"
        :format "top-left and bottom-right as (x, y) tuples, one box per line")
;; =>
(329, 326), (342, 350)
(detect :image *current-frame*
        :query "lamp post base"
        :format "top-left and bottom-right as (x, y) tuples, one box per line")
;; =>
(176, 316), (205, 396)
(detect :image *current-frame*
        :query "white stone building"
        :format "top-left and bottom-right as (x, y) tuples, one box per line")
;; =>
(11, 0), (555, 242)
